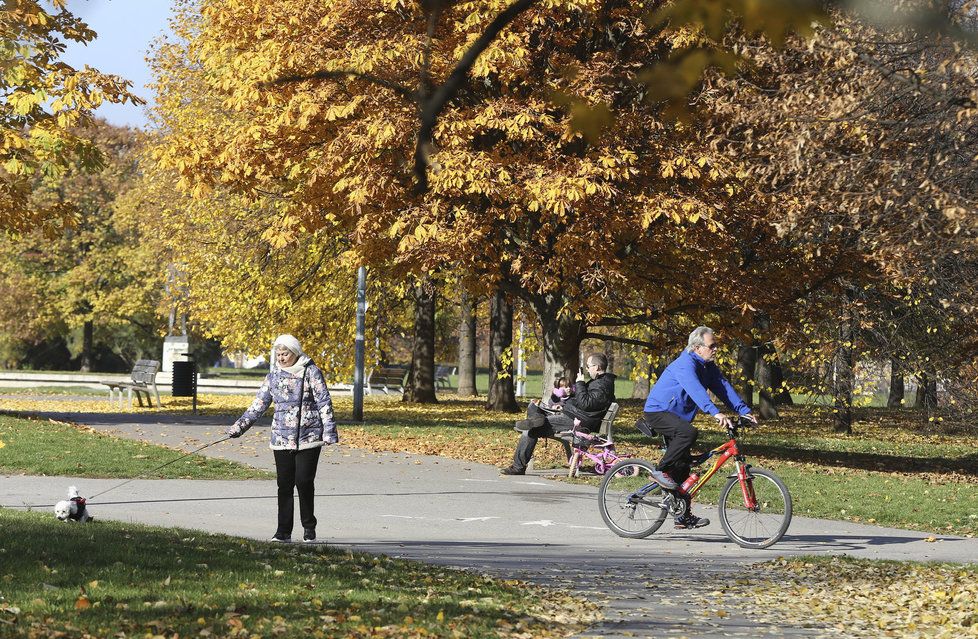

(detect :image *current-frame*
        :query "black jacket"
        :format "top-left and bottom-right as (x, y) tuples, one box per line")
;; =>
(562, 373), (616, 430)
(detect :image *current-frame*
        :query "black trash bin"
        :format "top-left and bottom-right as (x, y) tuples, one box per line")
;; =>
(172, 357), (198, 412)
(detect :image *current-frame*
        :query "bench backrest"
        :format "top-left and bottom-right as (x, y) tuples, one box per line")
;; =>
(434, 365), (456, 377)
(131, 359), (160, 384)
(598, 402), (620, 439)
(370, 366), (408, 385)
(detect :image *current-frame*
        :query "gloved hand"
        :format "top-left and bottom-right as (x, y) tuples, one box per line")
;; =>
(225, 425), (242, 438)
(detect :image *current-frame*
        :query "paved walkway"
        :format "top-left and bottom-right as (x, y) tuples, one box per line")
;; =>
(5, 412), (977, 638)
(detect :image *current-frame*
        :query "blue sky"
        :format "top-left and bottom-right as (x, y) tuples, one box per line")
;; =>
(62, 0), (175, 129)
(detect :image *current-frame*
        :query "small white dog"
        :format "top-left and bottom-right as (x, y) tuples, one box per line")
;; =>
(54, 486), (93, 523)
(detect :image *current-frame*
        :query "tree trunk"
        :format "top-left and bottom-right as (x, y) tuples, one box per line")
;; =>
(403, 281), (437, 403)
(769, 354), (794, 405)
(631, 359), (653, 399)
(79, 319), (94, 372)
(913, 372), (938, 412)
(457, 292), (478, 397)
(887, 358), (904, 408)
(832, 318), (854, 434)
(485, 288), (519, 412)
(736, 344), (757, 409)
(534, 296), (586, 403)
(756, 348), (779, 420)
(604, 340), (615, 374)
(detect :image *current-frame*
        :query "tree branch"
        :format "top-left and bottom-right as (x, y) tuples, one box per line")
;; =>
(413, 0), (539, 193)
(583, 332), (657, 349)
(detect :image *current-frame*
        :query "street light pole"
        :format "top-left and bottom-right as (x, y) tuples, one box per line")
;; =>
(353, 265), (367, 422)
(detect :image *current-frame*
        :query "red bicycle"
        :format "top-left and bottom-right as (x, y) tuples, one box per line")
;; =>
(598, 416), (792, 549)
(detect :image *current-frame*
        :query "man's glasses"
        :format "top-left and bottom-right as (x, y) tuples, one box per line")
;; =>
(700, 343), (718, 351)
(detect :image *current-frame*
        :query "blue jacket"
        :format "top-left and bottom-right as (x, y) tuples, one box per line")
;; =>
(644, 350), (751, 422)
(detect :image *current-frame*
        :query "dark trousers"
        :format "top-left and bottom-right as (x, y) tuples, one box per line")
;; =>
(642, 411), (699, 484)
(273, 446), (322, 535)
(512, 403), (575, 471)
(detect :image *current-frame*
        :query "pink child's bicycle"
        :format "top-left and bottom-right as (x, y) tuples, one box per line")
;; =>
(561, 428), (631, 478)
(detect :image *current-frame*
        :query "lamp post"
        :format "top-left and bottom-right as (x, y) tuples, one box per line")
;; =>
(352, 265), (367, 422)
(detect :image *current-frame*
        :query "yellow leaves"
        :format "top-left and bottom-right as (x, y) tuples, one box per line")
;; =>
(731, 557), (978, 639)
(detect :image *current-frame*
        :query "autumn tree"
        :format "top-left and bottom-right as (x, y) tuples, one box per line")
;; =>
(152, 0), (833, 401)
(1, 0), (140, 231)
(0, 120), (161, 371)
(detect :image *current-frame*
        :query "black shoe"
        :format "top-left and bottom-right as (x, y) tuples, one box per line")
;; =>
(674, 515), (710, 529)
(499, 465), (525, 475)
(270, 533), (292, 542)
(303, 528), (316, 543)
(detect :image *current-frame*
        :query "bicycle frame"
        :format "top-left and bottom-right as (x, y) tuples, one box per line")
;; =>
(567, 430), (628, 476)
(683, 436), (758, 510)
(629, 422), (758, 510)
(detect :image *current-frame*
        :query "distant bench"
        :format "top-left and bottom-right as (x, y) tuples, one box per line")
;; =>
(435, 364), (457, 389)
(367, 364), (457, 394)
(101, 359), (161, 409)
(367, 366), (408, 395)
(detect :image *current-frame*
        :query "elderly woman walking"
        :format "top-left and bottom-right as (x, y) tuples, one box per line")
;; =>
(226, 334), (338, 542)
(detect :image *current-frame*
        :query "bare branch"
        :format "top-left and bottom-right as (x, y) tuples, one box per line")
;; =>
(413, 0), (539, 193)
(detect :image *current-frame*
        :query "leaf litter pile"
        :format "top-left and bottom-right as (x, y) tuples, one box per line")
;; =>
(710, 556), (978, 638)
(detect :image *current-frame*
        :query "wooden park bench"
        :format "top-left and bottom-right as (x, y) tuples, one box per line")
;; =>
(101, 359), (162, 409)
(434, 364), (457, 389)
(367, 365), (408, 395)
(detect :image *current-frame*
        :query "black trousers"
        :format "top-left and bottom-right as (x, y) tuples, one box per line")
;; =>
(511, 403), (576, 471)
(642, 411), (699, 484)
(273, 446), (322, 535)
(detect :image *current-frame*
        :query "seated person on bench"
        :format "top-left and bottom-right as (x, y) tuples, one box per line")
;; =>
(499, 353), (616, 476)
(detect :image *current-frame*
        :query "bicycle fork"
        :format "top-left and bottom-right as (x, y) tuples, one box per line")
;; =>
(735, 461), (759, 510)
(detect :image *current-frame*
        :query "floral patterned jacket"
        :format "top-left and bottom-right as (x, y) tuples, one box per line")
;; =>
(229, 362), (338, 450)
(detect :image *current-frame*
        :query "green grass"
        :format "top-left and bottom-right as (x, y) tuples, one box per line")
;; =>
(0, 415), (269, 479)
(564, 404), (978, 537)
(0, 509), (593, 639)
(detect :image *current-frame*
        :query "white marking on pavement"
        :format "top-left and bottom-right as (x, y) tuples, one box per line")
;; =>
(520, 519), (604, 530)
(456, 517), (498, 522)
(514, 481), (551, 487)
(461, 479), (499, 483)
(380, 515), (500, 523)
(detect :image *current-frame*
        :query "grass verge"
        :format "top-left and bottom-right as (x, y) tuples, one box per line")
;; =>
(710, 556), (978, 638)
(0, 509), (598, 639)
(0, 415), (269, 479)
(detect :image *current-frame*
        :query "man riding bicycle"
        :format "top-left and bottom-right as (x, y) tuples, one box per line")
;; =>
(642, 326), (757, 529)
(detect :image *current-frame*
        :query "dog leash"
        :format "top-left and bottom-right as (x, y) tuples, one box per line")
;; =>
(85, 435), (231, 502)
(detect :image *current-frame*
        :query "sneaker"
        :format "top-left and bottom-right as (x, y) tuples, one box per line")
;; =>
(270, 533), (292, 543)
(674, 515), (710, 529)
(303, 528), (316, 543)
(650, 469), (678, 489)
(499, 465), (525, 475)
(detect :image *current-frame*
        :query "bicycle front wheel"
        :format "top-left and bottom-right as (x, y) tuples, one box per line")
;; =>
(598, 459), (668, 539)
(718, 467), (792, 549)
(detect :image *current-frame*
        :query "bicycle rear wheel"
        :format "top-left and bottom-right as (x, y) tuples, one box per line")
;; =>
(598, 459), (668, 538)
(718, 467), (792, 549)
